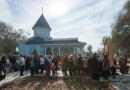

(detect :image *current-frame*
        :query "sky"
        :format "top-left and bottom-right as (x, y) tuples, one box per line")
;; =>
(0, 0), (127, 51)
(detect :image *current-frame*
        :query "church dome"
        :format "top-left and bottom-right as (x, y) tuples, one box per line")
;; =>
(26, 37), (45, 44)
(32, 14), (51, 30)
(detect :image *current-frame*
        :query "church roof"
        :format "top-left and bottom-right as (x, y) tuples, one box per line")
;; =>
(32, 14), (51, 30)
(26, 37), (45, 44)
(26, 37), (86, 45)
(45, 40), (83, 44)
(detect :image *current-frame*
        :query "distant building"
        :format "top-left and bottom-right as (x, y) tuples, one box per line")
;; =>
(18, 13), (86, 56)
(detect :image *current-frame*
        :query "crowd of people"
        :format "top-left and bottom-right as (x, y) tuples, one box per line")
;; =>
(17, 54), (59, 76)
(0, 52), (129, 81)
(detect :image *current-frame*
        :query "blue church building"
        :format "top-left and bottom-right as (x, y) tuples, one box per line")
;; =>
(18, 13), (86, 56)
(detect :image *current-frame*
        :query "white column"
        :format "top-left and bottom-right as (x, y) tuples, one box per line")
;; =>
(58, 47), (61, 56)
(73, 47), (75, 54)
(51, 47), (54, 55)
(80, 47), (83, 55)
(77, 48), (80, 54)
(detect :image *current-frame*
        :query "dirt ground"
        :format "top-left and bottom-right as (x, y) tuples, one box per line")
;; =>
(0, 76), (116, 90)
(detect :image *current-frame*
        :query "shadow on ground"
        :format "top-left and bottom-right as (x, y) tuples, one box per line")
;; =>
(0, 76), (116, 90)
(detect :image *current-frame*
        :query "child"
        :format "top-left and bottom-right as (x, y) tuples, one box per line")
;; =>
(30, 57), (35, 76)
(50, 63), (56, 76)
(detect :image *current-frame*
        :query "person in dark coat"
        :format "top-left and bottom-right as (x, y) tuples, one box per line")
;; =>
(68, 55), (74, 76)
(110, 64), (116, 79)
(0, 54), (7, 79)
(25, 55), (31, 71)
(44, 55), (51, 76)
(64, 55), (69, 76)
(0, 54), (4, 80)
(91, 53), (100, 80)
(98, 58), (103, 76)
(61, 56), (65, 73)
(88, 54), (93, 76)
(102, 55), (110, 80)
(52, 55), (59, 73)
(72, 54), (78, 75)
(77, 54), (83, 75)
(34, 55), (40, 74)
(12, 55), (17, 71)
(123, 54), (128, 74)
(9, 54), (16, 71)
(119, 57), (126, 75)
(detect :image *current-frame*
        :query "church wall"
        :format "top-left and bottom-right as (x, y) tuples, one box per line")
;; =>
(19, 43), (44, 55)
(18, 43), (26, 55)
(34, 27), (50, 41)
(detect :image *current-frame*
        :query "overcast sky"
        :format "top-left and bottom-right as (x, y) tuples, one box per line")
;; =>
(0, 0), (127, 51)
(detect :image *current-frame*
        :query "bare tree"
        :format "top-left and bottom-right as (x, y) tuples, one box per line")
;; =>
(0, 21), (27, 56)
(111, 0), (130, 54)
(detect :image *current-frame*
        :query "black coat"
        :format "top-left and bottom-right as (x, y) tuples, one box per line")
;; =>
(88, 58), (93, 72)
(91, 56), (100, 80)
(0, 56), (6, 71)
(91, 56), (100, 72)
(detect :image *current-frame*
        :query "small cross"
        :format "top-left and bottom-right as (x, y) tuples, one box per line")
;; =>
(42, 6), (43, 13)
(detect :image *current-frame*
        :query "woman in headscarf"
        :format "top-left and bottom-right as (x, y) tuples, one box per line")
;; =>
(44, 55), (51, 76)
(119, 57), (126, 75)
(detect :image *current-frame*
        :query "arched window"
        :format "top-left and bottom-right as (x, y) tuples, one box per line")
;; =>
(53, 47), (59, 55)
(46, 47), (52, 55)
(60, 47), (64, 56)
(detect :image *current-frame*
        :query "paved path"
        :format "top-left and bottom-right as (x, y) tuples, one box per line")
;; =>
(1, 71), (130, 90)
(110, 74), (130, 90)
(0, 71), (30, 87)
(0, 71), (67, 87)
